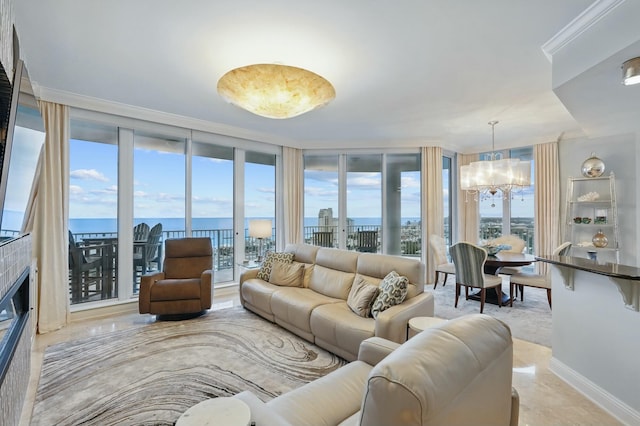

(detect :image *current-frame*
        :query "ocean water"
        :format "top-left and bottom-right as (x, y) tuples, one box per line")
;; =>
(68, 217), (420, 234)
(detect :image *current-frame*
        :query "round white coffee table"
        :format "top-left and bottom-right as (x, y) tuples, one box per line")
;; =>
(176, 397), (251, 426)
(407, 316), (446, 339)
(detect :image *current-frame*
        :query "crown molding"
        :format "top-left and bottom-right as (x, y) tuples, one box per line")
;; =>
(541, 0), (626, 62)
(34, 85), (296, 148)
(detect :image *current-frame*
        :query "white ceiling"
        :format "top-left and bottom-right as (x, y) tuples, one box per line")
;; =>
(14, 0), (634, 153)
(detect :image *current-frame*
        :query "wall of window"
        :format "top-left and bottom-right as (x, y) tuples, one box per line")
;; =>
(244, 151), (276, 261)
(67, 110), (281, 306)
(304, 151), (423, 257)
(68, 119), (119, 304)
(478, 147), (534, 253)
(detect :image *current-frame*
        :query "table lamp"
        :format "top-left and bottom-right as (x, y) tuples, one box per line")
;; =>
(249, 219), (272, 262)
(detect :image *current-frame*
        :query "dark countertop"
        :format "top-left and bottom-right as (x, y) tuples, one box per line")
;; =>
(536, 255), (640, 281)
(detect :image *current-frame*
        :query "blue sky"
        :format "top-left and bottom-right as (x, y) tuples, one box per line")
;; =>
(67, 139), (533, 222)
(69, 139), (277, 219)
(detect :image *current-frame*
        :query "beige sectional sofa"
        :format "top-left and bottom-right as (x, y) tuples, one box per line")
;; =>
(239, 243), (434, 361)
(234, 314), (519, 426)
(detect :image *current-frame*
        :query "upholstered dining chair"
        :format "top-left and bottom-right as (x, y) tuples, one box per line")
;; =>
(509, 242), (572, 309)
(491, 234), (527, 275)
(139, 237), (213, 317)
(429, 234), (456, 289)
(450, 241), (509, 313)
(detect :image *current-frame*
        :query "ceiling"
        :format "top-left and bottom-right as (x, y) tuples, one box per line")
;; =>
(13, 0), (637, 153)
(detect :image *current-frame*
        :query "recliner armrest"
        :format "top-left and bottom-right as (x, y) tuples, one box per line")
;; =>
(139, 271), (166, 314)
(510, 387), (520, 426)
(358, 337), (400, 366)
(200, 269), (213, 309)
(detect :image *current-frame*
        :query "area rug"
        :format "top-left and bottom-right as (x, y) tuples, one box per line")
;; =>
(432, 275), (552, 347)
(31, 307), (346, 426)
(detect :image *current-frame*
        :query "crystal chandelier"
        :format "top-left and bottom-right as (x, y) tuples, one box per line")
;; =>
(217, 64), (335, 119)
(460, 121), (531, 206)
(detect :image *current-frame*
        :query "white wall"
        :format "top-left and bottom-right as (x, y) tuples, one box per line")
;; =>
(558, 133), (639, 266)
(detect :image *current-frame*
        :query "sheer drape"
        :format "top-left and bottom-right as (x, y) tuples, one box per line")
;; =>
(33, 101), (70, 333)
(422, 147), (443, 284)
(283, 146), (303, 246)
(21, 145), (44, 233)
(534, 142), (560, 274)
(458, 153), (479, 243)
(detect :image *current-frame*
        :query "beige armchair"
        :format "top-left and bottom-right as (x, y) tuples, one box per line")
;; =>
(234, 314), (519, 426)
(139, 237), (213, 317)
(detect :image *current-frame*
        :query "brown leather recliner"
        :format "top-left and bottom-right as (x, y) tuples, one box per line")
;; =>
(139, 237), (213, 316)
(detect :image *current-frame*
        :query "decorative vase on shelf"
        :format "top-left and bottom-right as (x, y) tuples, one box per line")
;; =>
(581, 152), (605, 178)
(592, 230), (608, 248)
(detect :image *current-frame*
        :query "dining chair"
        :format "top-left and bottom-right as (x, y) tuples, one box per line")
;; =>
(68, 231), (106, 303)
(134, 223), (163, 283)
(491, 234), (527, 275)
(133, 222), (150, 242)
(450, 242), (508, 313)
(429, 234), (456, 289)
(509, 242), (572, 309)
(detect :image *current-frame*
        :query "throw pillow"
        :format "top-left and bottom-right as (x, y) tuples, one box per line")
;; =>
(347, 276), (380, 318)
(370, 271), (409, 319)
(269, 262), (305, 287)
(257, 251), (294, 281)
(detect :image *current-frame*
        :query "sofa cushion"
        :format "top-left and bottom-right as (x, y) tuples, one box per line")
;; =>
(347, 276), (380, 318)
(271, 288), (342, 333)
(356, 253), (425, 299)
(241, 279), (281, 315)
(292, 261), (314, 288)
(311, 302), (376, 358)
(309, 265), (356, 300)
(370, 271), (409, 319)
(269, 262), (305, 287)
(257, 251), (294, 281)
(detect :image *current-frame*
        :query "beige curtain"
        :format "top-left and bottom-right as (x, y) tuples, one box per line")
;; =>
(458, 153), (479, 243)
(283, 146), (303, 246)
(422, 147), (443, 285)
(534, 142), (560, 274)
(34, 101), (70, 333)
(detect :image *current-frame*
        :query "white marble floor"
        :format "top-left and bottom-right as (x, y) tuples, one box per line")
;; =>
(20, 286), (621, 425)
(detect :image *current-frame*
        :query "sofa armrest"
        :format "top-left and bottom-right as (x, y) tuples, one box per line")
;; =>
(510, 387), (520, 426)
(358, 337), (400, 366)
(234, 391), (292, 426)
(374, 291), (435, 343)
(200, 269), (213, 309)
(139, 271), (166, 313)
(239, 269), (261, 307)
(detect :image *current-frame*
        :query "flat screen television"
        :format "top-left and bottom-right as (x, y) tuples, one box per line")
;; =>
(0, 59), (44, 240)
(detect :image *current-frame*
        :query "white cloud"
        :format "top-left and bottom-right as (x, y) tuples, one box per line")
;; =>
(69, 185), (84, 194)
(70, 169), (108, 182)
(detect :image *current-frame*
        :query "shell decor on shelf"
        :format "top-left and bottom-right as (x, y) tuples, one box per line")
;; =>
(581, 152), (606, 178)
(577, 191), (600, 202)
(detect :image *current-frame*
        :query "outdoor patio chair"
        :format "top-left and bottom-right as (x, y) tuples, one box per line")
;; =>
(356, 230), (378, 253)
(68, 231), (106, 303)
(134, 223), (163, 282)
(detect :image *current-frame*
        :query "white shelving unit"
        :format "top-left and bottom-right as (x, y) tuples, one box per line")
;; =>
(564, 173), (619, 262)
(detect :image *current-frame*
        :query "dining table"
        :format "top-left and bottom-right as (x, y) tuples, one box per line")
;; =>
(468, 252), (537, 305)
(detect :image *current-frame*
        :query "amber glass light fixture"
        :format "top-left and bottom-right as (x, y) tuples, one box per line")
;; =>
(217, 64), (336, 119)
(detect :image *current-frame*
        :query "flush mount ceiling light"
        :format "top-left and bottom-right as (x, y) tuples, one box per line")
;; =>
(622, 57), (640, 86)
(217, 64), (335, 119)
(460, 121), (531, 206)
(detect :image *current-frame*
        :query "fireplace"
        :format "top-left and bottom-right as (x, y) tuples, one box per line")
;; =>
(0, 235), (33, 425)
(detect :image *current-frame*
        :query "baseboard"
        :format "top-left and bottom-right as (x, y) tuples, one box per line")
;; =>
(550, 357), (640, 425)
(70, 300), (139, 322)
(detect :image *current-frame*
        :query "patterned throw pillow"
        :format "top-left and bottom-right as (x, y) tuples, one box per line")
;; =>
(347, 276), (380, 318)
(257, 251), (294, 281)
(370, 271), (409, 319)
